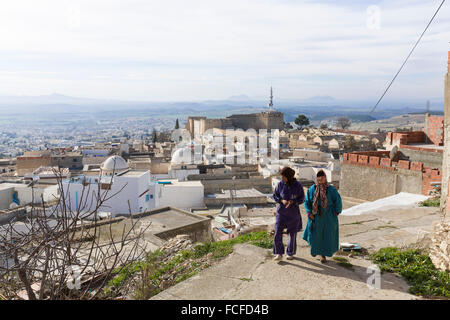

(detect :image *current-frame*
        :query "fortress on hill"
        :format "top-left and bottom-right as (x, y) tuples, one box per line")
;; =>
(185, 87), (284, 137)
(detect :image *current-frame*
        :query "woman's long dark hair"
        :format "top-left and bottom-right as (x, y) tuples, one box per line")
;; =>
(280, 166), (296, 186)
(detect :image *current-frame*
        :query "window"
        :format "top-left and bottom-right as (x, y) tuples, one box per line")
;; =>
(101, 183), (111, 190)
(145, 194), (150, 202)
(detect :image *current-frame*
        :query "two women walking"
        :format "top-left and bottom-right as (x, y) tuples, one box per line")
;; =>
(273, 167), (342, 263)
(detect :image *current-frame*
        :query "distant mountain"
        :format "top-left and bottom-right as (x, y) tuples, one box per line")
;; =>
(0, 93), (444, 119)
(228, 94), (252, 101)
(305, 95), (336, 102)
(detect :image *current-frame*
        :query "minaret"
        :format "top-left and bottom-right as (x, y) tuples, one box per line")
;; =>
(268, 86), (274, 111)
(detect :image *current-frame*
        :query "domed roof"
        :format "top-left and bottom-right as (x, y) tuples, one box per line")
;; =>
(171, 147), (193, 165)
(101, 155), (129, 172)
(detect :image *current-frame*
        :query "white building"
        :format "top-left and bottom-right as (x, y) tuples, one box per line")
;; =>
(62, 155), (204, 217)
(152, 180), (204, 210)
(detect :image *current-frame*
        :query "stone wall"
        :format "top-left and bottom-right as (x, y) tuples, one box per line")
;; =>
(429, 221), (450, 271)
(432, 52), (450, 271)
(16, 156), (52, 176)
(187, 111), (284, 136)
(441, 54), (450, 217)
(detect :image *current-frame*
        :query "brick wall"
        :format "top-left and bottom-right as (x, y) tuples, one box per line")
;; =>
(16, 156), (52, 175)
(421, 168), (442, 195)
(424, 114), (444, 146)
(385, 131), (427, 147)
(343, 151), (442, 196)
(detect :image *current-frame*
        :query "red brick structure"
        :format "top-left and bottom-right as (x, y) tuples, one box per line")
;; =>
(384, 114), (445, 151)
(424, 114), (444, 146)
(342, 150), (441, 196)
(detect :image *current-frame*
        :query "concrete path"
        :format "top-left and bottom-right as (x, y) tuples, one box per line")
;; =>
(151, 206), (441, 300)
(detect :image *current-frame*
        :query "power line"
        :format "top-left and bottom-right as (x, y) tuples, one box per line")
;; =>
(359, 0), (446, 128)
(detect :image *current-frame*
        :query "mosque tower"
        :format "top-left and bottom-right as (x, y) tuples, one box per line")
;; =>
(268, 86), (274, 112)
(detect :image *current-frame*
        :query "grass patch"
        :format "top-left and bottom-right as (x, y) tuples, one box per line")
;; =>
(419, 197), (440, 208)
(332, 257), (354, 270)
(374, 225), (397, 230)
(105, 231), (273, 298)
(350, 221), (362, 225)
(370, 247), (450, 298)
(239, 277), (253, 282)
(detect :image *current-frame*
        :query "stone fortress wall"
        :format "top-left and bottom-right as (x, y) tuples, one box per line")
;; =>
(186, 111), (284, 137)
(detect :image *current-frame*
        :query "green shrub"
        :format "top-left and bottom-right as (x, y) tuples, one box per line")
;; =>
(420, 197), (440, 207)
(370, 247), (450, 298)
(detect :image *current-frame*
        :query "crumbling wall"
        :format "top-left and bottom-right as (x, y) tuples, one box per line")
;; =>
(441, 56), (450, 218)
(429, 221), (450, 271)
(430, 53), (450, 271)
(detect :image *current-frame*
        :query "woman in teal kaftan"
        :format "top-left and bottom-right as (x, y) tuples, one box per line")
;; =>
(302, 170), (342, 263)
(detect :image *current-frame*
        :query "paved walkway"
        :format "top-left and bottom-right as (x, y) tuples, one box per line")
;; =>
(151, 206), (441, 300)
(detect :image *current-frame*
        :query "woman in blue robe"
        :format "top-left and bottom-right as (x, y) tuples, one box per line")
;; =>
(302, 170), (342, 263)
(272, 167), (305, 261)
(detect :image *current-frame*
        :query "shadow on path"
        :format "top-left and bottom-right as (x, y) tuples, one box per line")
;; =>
(276, 256), (411, 296)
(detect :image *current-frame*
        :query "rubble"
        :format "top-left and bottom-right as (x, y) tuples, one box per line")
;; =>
(429, 221), (450, 271)
(159, 234), (195, 258)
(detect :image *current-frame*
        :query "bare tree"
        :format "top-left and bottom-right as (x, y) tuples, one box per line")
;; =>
(0, 165), (151, 300)
(336, 117), (352, 130)
(344, 136), (357, 151)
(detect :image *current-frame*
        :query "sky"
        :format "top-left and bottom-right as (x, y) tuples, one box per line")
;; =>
(0, 0), (449, 102)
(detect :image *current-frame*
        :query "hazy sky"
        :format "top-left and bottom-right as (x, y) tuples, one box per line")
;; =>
(0, 0), (449, 102)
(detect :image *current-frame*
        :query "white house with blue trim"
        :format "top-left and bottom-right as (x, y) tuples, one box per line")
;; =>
(62, 155), (204, 217)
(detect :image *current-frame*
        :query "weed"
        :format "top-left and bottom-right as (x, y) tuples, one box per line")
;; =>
(419, 197), (440, 208)
(370, 247), (450, 298)
(332, 257), (354, 270)
(240, 277), (253, 282)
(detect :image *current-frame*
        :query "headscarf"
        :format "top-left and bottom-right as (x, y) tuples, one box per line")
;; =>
(280, 166), (296, 186)
(312, 170), (328, 216)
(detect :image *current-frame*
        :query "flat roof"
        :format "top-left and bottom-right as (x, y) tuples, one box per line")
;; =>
(157, 179), (203, 187)
(404, 143), (444, 151)
(206, 188), (265, 199)
(0, 183), (27, 191)
(135, 207), (208, 233)
(119, 170), (148, 177)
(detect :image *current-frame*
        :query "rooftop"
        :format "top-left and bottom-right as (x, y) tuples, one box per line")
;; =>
(156, 179), (203, 187)
(205, 188), (265, 199)
(118, 170), (148, 177)
(132, 207), (209, 234)
(402, 143), (444, 151)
